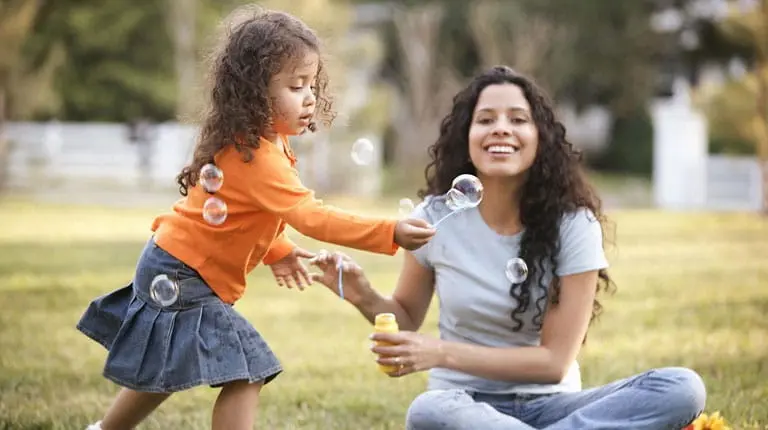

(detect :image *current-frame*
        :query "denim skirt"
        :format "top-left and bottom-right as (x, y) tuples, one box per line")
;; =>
(76, 237), (282, 393)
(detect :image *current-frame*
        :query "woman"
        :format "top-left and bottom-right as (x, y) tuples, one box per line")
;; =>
(309, 66), (706, 429)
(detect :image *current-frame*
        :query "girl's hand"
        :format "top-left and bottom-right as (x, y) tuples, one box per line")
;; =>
(268, 247), (315, 290)
(308, 250), (369, 304)
(370, 331), (446, 377)
(394, 218), (435, 250)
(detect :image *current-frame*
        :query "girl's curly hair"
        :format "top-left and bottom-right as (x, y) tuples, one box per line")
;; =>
(419, 66), (616, 334)
(176, 6), (334, 196)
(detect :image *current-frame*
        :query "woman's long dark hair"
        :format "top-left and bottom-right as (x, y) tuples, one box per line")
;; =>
(419, 66), (616, 333)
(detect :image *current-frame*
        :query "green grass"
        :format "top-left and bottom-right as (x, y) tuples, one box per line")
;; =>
(0, 198), (766, 429)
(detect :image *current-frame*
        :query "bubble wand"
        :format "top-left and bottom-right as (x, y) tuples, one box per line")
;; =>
(432, 208), (464, 228)
(337, 258), (344, 300)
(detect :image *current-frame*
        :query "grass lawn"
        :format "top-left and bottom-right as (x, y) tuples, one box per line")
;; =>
(0, 197), (766, 429)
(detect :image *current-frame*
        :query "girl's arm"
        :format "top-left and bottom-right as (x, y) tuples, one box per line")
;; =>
(260, 232), (295, 265)
(245, 149), (404, 255)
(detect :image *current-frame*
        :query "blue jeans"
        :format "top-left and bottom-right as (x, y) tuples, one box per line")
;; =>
(406, 367), (706, 430)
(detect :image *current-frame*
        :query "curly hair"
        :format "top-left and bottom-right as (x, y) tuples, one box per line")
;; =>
(176, 6), (335, 196)
(419, 66), (616, 334)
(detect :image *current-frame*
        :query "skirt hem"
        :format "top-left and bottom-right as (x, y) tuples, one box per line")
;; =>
(77, 322), (111, 350)
(102, 365), (283, 393)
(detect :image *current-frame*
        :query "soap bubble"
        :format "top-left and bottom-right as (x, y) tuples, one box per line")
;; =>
(351, 138), (374, 166)
(398, 198), (415, 217)
(150, 274), (179, 307)
(505, 258), (528, 283)
(445, 174), (483, 211)
(445, 189), (470, 211)
(451, 174), (483, 205)
(199, 164), (224, 193)
(203, 197), (228, 225)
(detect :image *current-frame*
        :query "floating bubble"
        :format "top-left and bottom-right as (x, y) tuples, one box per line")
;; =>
(203, 197), (228, 225)
(200, 163), (224, 193)
(150, 274), (179, 307)
(450, 174), (483, 207)
(351, 138), (374, 166)
(398, 198), (415, 217)
(505, 258), (528, 283)
(433, 175), (482, 226)
(445, 188), (472, 211)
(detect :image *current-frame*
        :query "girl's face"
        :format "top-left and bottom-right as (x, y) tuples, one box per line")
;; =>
(268, 50), (318, 137)
(468, 83), (539, 180)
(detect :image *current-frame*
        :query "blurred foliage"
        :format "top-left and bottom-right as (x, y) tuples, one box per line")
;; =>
(592, 108), (655, 176)
(695, 2), (767, 156)
(22, 0), (177, 122)
(0, 0), (62, 120)
(697, 69), (767, 155)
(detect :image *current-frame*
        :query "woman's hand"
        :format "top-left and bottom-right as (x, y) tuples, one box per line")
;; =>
(370, 331), (446, 377)
(308, 250), (370, 304)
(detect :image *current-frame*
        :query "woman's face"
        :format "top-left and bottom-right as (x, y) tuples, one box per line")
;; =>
(468, 83), (539, 180)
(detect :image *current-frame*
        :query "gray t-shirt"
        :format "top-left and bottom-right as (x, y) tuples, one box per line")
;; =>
(409, 195), (609, 394)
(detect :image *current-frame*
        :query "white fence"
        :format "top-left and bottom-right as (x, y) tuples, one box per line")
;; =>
(4, 121), (196, 191)
(705, 155), (764, 211)
(1, 121), (382, 204)
(2, 120), (764, 211)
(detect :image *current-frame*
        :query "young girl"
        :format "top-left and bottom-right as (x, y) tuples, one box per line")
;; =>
(309, 66), (706, 429)
(77, 7), (434, 430)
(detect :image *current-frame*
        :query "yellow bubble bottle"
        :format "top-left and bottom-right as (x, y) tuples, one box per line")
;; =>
(374, 313), (399, 373)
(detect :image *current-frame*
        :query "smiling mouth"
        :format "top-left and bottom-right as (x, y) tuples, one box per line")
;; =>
(485, 145), (519, 154)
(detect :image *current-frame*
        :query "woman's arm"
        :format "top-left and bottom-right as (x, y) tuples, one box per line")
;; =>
(312, 251), (436, 332)
(373, 270), (597, 383)
(354, 253), (436, 331)
(440, 270), (596, 383)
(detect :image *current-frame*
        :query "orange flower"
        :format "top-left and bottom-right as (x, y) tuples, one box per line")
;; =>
(683, 412), (731, 430)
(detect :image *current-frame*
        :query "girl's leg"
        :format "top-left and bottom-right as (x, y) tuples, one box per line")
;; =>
(98, 388), (171, 430)
(406, 389), (535, 430)
(525, 367), (706, 430)
(212, 380), (264, 430)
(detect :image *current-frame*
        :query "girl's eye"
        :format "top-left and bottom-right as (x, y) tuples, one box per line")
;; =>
(477, 118), (493, 124)
(290, 86), (302, 91)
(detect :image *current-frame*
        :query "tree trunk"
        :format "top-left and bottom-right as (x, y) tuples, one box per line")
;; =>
(758, 0), (768, 214)
(758, 71), (768, 214)
(391, 3), (460, 171)
(0, 88), (7, 190)
(168, 0), (198, 121)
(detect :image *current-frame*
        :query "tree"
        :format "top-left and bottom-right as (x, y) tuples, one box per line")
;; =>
(0, 0), (52, 189)
(167, 0), (199, 121)
(25, 0), (177, 122)
(701, 0), (768, 213)
(389, 2), (462, 170)
(467, 0), (575, 99)
(0, 0), (39, 121)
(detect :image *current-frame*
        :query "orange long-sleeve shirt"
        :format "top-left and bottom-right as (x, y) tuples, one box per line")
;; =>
(151, 136), (398, 303)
